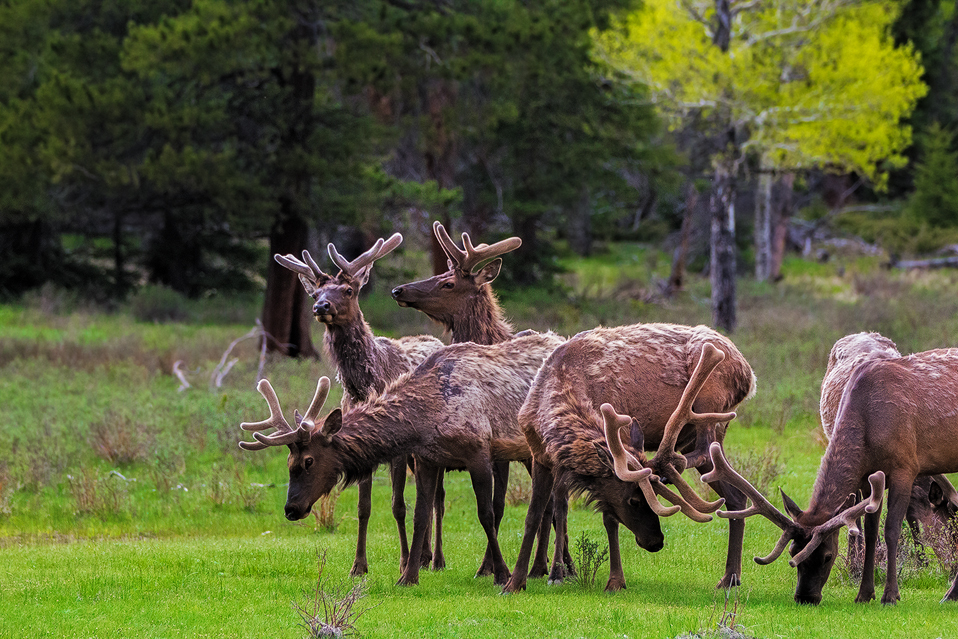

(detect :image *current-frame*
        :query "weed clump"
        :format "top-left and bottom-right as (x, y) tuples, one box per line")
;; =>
(294, 550), (371, 638)
(571, 531), (609, 589)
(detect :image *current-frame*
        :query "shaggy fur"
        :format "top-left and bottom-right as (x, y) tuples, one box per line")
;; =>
(504, 322), (756, 593)
(792, 348), (958, 604)
(286, 330), (567, 587)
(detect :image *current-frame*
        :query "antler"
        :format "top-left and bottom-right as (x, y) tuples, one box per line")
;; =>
(601, 403), (718, 522)
(274, 249), (329, 285)
(238, 377), (331, 451)
(787, 472), (885, 567)
(433, 221), (521, 274)
(702, 442), (886, 567)
(702, 441), (798, 564)
(651, 343), (737, 514)
(328, 232), (403, 279)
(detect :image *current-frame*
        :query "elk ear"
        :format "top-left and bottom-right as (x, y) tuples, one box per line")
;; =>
(781, 489), (805, 520)
(318, 409), (343, 443)
(629, 419), (645, 451)
(593, 441), (615, 472)
(475, 258), (502, 285)
(354, 264), (373, 289)
(929, 480), (945, 507)
(298, 274), (318, 296)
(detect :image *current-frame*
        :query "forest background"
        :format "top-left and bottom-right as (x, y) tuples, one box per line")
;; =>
(3, 0), (958, 343)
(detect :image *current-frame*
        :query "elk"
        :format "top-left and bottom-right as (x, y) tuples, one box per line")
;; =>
(820, 332), (958, 563)
(705, 346), (958, 604)
(391, 220), (519, 345)
(390, 221), (548, 575)
(503, 341), (741, 593)
(239, 330), (567, 587)
(502, 324), (757, 592)
(274, 233), (444, 577)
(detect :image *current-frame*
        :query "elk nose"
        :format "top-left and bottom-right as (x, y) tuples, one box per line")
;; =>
(391, 286), (403, 299)
(285, 505), (304, 521)
(794, 592), (822, 606)
(314, 300), (330, 314)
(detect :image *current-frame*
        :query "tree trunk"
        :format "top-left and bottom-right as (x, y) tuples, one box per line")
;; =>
(770, 172), (795, 281)
(710, 158), (737, 333)
(567, 186), (593, 257)
(755, 166), (774, 282)
(261, 213), (318, 358)
(667, 183), (696, 295)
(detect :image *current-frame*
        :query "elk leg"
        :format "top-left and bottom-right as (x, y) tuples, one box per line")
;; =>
(478, 461), (510, 576)
(350, 476), (372, 577)
(388, 456), (410, 574)
(529, 492), (555, 578)
(397, 462), (441, 587)
(548, 484), (573, 583)
(502, 460), (554, 593)
(603, 512), (626, 592)
(430, 471), (446, 570)
(470, 462), (511, 585)
(855, 507), (881, 603)
(881, 475), (913, 605)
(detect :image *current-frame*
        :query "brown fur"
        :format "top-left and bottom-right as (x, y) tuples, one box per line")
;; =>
(504, 323), (756, 593)
(283, 331), (567, 587)
(777, 347), (958, 604)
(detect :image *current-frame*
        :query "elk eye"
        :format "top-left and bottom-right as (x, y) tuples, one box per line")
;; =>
(345, 287), (353, 296)
(441, 282), (454, 289)
(304, 457), (314, 469)
(824, 553), (834, 563)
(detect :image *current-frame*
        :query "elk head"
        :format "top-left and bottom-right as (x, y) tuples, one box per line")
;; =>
(239, 377), (343, 521)
(390, 221), (520, 329)
(275, 233), (403, 328)
(703, 442), (885, 605)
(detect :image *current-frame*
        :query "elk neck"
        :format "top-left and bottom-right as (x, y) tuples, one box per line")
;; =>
(448, 288), (513, 344)
(323, 317), (388, 403)
(802, 424), (869, 527)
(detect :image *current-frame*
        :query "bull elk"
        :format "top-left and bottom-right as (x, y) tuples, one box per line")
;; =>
(820, 332), (958, 565)
(239, 330), (566, 586)
(274, 233), (444, 576)
(705, 344), (958, 604)
(391, 221), (552, 575)
(502, 323), (757, 592)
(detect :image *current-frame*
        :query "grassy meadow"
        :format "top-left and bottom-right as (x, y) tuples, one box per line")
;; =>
(2, 245), (958, 638)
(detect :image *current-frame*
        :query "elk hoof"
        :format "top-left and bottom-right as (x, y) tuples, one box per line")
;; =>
(493, 569), (512, 587)
(349, 561), (368, 578)
(604, 578), (627, 592)
(715, 573), (740, 589)
(880, 592), (900, 605)
(396, 574), (419, 587)
(501, 578), (526, 594)
(432, 554), (446, 571)
(854, 590), (875, 603)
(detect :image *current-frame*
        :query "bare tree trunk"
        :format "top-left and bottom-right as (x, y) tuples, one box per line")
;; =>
(424, 80), (457, 276)
(567, 186), (593, 257)
(667, 183), (696, 295)
(770, 172), (795, 281)
(261, 213), (317, 358)
(755, 165), (774, 282)
(710, 158), (737, 333)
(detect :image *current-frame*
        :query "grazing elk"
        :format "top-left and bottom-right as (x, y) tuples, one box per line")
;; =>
(391, 221), (551, 575)
(502, 324), (757, 592)
(503, 342), (740, 593)
(706, 346), (958, 604)
(239, 330), (566, 586)
(274, 233), (444, 576)
(820, 332), (958, 564)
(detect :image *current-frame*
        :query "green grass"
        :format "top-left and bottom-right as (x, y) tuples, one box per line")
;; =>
(4, 250), (958, 638)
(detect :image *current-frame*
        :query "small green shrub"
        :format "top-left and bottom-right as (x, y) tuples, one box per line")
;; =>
(130, 285), (190, 323)
(571, 531), (609, 589)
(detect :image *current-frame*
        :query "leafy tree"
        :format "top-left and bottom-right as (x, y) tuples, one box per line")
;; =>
(595, 0), (925, 328)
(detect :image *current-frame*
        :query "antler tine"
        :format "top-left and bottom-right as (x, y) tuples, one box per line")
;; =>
(238, 379), (311, 450)
(274, 252), (320, 281)
(328, 237), (386, 278)
(655, 343), (736, 467)
(298, 376), (332, 429)
(702, 442), (798, 565)
(601, 403), (682, 518)
(649, 480), (716, 523)
(433, 221), (467, 268)
(459, 231), (522, 273)
(375, 232), (403, 260)
(933, 474), (958, 509)
(788, 471), (885, 567)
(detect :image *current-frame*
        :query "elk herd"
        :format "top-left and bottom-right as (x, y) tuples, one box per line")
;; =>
(238, 222), (958, 606)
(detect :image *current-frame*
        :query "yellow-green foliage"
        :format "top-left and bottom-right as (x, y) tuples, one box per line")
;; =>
(593, 0), (926, 187)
